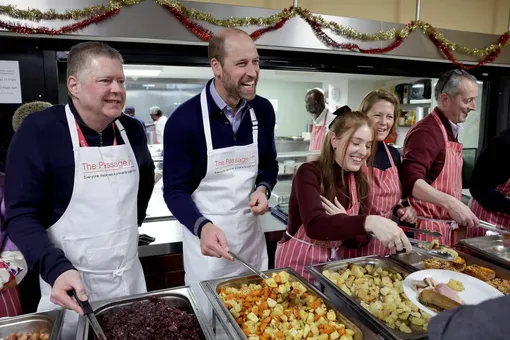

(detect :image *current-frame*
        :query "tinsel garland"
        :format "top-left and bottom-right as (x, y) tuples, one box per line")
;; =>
(0, 0), (509, 67)
(0, 9), (119, 35)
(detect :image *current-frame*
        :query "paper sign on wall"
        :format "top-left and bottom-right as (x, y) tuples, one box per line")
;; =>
(0, 61), (22, 104)
(269, 99), (278, 112)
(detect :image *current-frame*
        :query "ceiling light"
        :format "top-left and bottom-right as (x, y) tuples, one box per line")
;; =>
(143, 84), (155, 88)
(124, 69), (162, 77)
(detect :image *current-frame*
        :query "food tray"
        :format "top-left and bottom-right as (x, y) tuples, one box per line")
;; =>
(0, 309), (64, 340)
(390, 249), (510, 281)
(308, 256), (427, 340)
(201, 268), (383, 340)
(459, 235), (510, 270)
(75, 287), (216, 340)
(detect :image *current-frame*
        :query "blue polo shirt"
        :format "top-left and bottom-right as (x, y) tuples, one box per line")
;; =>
(163, 78), (278, 237)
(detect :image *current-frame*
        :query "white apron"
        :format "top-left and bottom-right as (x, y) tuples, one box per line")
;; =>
(37, 106), (147, 340)
(182, 88), (268, 319)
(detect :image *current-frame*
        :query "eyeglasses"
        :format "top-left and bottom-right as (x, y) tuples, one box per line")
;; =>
(438, 69), (464, 94)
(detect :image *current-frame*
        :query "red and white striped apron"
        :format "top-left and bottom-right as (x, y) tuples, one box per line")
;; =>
(274, 173), (360, 282)
(0, 287), (21, 317)
(408, 111), (463, 247)
(468, 180), (510, 236)
(338, 144), (402, 258)
(309, 109), (329, 151)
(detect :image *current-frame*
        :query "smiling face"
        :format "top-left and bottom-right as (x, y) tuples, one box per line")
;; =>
(330, 124), (373, 172)
(68, 56), (126, 121)
(366, 99), (396, 141)
(440, 78), (478, 124)
(211, 32), (259, 106)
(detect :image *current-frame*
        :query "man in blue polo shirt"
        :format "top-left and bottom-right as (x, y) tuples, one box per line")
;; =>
(163, 28), (278, 307)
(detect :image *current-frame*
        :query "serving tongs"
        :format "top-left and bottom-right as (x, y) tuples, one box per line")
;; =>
(229, 251), (269, 280)
(68, 290), (107, 340)
(407, 238), (456, 261)
(477, 220), (510, 236)
(399, 226), (442, 237)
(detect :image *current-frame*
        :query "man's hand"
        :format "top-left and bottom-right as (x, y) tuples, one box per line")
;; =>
(445, 197), (480, 228)
(200, 223), (233, 261)
(51, 270), (87, 315)
(249, 186), (269, 215)
(397, 206), (418, 224)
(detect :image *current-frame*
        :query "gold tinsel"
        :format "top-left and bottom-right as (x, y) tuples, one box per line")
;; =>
(0, 0), (509, 58)
(0, 0), (143, 21)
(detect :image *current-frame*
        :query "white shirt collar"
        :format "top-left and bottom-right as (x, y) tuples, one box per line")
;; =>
(449, 121), (463, 138)
(313, 106), (330, 126)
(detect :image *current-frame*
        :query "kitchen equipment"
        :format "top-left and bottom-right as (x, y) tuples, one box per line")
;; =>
(75, 287), (218, 340)
(308, 256), (428, 340)
(0, 309), (64, 340)
(477, 220), (510, 235)
(228, 251), (268, 279)
(69, 290), (107, 340)
(399, 226), (442, 237)
(395, 84), (412, 104)
(406, 238), (456, 261)
(200, 268), (382, 340)
(409, 79), (432, 101)
(403, 269), (503, 316)
(459, 235), (510, 270)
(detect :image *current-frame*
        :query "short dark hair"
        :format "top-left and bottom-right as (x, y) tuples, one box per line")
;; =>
(67, 41), (123, 80)
(208, 28), (251, 64)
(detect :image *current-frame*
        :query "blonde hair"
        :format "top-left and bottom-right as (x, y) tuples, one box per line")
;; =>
(316, 111), (376, 210)
(358, 89), (399, 136)
(12, 101), (52, 131)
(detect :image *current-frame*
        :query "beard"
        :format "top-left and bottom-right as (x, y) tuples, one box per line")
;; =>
(221, 69), (257, 101)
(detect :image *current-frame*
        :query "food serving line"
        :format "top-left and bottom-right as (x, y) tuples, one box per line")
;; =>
(0, 231), (508, 340)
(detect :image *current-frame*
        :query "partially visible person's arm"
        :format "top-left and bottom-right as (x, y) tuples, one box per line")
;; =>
(293, 164), (367, 241)
(254, 100), (278, 194)
(428, 295), (510, 340)
(4, 117), (75, 286)
(470, 136), (510, 214)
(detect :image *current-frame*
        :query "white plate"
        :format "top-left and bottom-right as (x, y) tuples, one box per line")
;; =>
(403, 269), (503, 316)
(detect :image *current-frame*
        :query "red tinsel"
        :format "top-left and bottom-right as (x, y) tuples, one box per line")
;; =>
(0, 9), (119, 35)
(163, 4), (289, 41)
(428, 28), (509, 70)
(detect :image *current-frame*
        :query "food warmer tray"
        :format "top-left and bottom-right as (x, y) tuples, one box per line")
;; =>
(75, 286), (217, 340)
(458, 235), (510, 270)
(0, 309), (64, 340)
(390, 248), (510, 280)
(308, 256), (427, 340)
(200, 268), (384, 340)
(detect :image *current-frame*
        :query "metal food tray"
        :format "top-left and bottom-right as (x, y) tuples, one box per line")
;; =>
(0, 309), (64, 340)
(75, 287), (216, 340)
(308, 256), (427, 340)
(459, 235), (510, 270)
(201, 268), (382, 340)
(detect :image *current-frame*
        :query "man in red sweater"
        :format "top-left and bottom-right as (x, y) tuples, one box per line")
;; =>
(401, 69), (480, 246)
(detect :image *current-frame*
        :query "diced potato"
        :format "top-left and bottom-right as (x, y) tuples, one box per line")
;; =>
(399, 323), (412, 333)
(340, 335), (352, 340)
(345, 329), (355, 337)
(265, 278), (277, 287)
(267, 297), (277, 308)
(411, 317), (426, 326)
(326, 310), (336, 321)
(303, 324), (311, 338)
(447, 278), (465, 292)
(330, 331), (340, 339)
(247, 312), (259, 322)
(319, 334), (329, 340)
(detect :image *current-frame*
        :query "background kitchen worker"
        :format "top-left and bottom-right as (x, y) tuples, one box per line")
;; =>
(468, 127), (510, 234)
(306, 88), (335, 151)
(275, 111), (412, 281)
(124, 106), (147, 133)
(401, 69), (480, 247)
(355, 89), (417, 257)
(149, 106), (167, 144)
(163, 28), (278, 312)
(4, 41), (154, 339)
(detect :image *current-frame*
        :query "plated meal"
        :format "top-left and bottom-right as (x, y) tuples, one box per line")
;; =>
(95, 297), (201, 340)
(423, 258), (510, 294)
(3, 332), (50, 340)
(322, 264), (430, 333)
(219, 271), (358, 340)
(403, 269), (504, 316)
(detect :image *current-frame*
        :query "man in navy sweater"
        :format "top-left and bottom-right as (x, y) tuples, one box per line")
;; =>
(163, 28), (278, 308)
(4, 42), (154, 339)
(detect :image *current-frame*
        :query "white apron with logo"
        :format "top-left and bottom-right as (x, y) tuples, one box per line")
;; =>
(181, 88), (268, 319)
(37, 106), (146, 340)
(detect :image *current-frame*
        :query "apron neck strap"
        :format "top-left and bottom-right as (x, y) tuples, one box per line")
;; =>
(348, 172), (359, 206)
(383, 143), (396, 168)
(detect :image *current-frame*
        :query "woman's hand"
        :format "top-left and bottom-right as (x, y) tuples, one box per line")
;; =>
(320, 196), (347, 215)
(397, 206), (418, 224)
(364, 215), (412, 253)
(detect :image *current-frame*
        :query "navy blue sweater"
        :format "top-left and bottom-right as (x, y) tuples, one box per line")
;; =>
(163, 79), (278, 237)
(4, 103), (155, 286)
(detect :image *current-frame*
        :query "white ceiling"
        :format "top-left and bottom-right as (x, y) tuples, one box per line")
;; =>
(122, 64), (403, 83)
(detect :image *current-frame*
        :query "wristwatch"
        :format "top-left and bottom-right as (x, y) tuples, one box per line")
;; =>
(257, 185), (270, 199)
